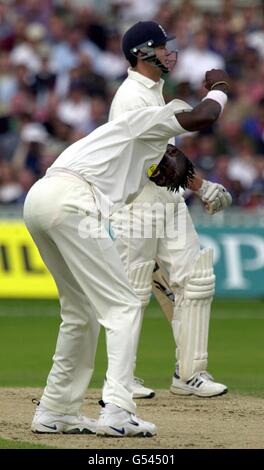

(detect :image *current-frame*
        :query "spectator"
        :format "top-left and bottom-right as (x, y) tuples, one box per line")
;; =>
(243, 97), (264, 154)
(112, 0), (163, 22)
(56, 81), (91, 130)
(10, 22), (47, 74)
(227, 139), (258, 190)
(12, 121), (49, 176)
(0, 0), (263, 209)
(0, 51), (18, 113)
(93, 29), (127, 80)
(246, 19), (264, 59)
(16, 168), (36, 203)
(48, 23), (100, 75)
(79, 95), (108, 134)
(0, 162), (23, 204)
(244, 155), (264, 208)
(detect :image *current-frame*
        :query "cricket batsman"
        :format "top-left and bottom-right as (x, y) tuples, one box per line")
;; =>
(109, 21), (232, 399)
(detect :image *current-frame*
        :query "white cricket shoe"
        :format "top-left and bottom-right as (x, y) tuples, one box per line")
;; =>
(131, 376), (155, 399)
(170, 371), (228, 397)
(31, 402), (97, 434)
(96, 402), (157, 437)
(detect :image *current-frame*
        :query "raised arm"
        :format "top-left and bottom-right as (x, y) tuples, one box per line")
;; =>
(175, 69), (230, 131)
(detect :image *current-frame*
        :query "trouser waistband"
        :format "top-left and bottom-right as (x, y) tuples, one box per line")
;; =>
(45, 167), (89, 185)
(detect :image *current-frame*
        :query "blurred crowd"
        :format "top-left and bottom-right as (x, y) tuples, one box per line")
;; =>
(0, 0), (264, 209)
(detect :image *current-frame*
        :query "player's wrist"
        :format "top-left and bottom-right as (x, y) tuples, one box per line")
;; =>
(202, 90), (228, 113)
(210, 81), (230, 94)
(197, 182), (215, 212)
(188, 174), (203, 191)
(196, 179), (209, 196)
(211, 84), (229, 95)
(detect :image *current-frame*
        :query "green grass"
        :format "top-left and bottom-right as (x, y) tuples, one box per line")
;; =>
(0, 299), (263, 396)
(0, 437), (54, 449)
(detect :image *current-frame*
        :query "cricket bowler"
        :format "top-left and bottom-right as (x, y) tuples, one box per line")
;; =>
(24, 69), (230, 436)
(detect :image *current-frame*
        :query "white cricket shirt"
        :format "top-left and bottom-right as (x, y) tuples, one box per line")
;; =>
(48, 101), (188, 217)
(109, 68), (191, 131)
(109, 68), (167, 117)
(109, 68), (192, 197)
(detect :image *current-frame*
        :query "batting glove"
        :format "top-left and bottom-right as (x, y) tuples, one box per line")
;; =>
(196, 180), (232, 215)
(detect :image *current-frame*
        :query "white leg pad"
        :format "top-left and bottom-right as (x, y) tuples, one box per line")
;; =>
(128, 260), (156, 373)
(128, 260), (156, 307)
(177, 248), (215, 381)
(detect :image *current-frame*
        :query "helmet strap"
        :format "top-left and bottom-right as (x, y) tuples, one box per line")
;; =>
(145, 55), (169, 74)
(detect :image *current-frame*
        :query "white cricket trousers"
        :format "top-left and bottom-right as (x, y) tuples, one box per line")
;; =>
(23, 173), (141, 415)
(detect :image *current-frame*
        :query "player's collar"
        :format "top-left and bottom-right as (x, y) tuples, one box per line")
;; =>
(127, 68), (164, 89)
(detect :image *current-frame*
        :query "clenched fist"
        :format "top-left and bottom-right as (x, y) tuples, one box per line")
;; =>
(196, 179), (232, 215)
(204, 69), (230, 92)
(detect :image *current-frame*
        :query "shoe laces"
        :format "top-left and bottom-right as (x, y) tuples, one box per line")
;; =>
(130, 413), (139, 423)
(198, 371), (214, 382)
(133, 376), (144, 385)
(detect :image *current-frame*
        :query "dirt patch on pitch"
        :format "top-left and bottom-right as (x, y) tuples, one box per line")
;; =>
(0, 388), (263, 449)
